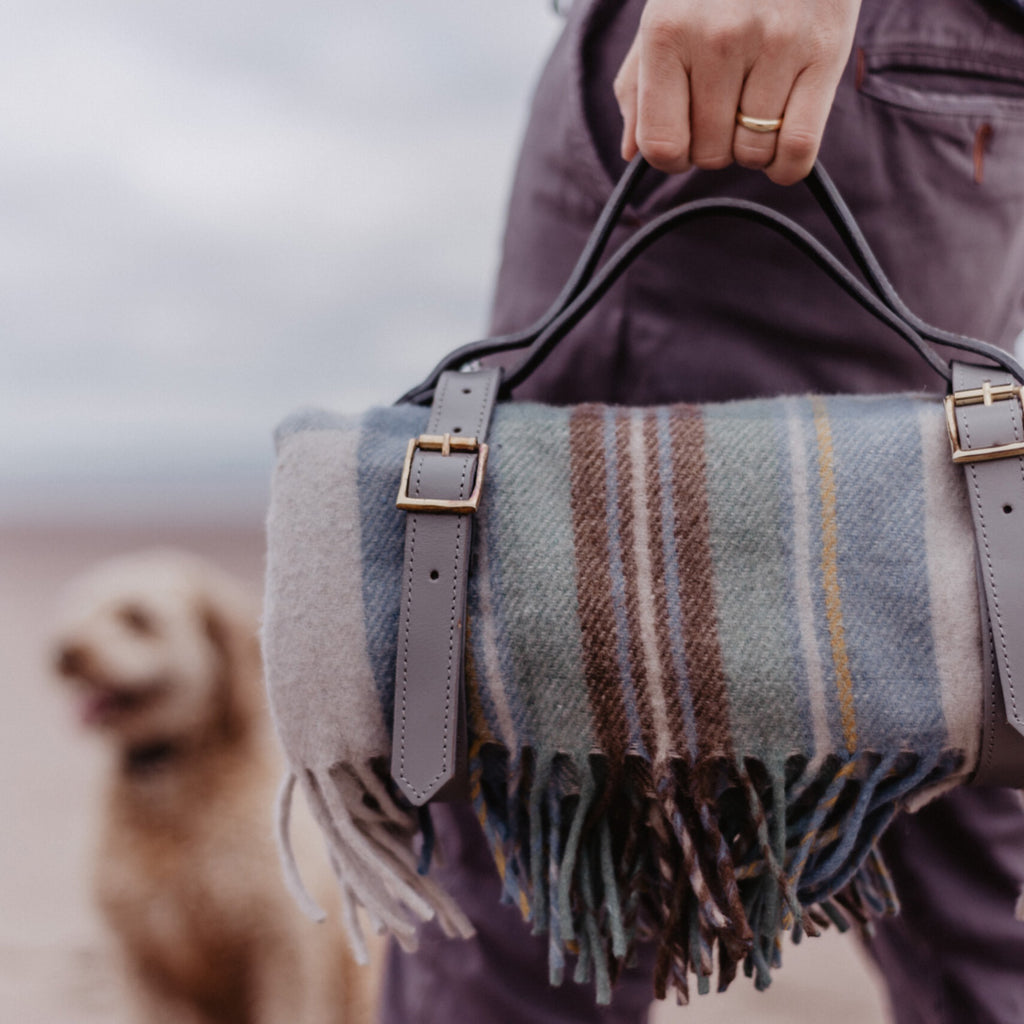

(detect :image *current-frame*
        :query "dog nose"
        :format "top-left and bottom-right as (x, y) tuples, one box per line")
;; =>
(56, 643), (89, 677)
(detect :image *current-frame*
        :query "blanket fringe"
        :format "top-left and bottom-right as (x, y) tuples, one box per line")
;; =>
(276, 765), (475, 963)
(275, 773), (328, 922)
(466, 746), (963, 1003)
(282, 746), (964, 1002)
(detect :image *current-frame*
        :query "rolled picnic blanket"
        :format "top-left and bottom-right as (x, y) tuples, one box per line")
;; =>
(263, 390), (983, 1002)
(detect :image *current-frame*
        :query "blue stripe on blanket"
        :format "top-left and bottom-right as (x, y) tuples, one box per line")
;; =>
(830, 396), (946, 750)
(704, 399), (811, 761)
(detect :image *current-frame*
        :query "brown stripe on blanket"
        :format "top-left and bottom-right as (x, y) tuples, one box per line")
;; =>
(614, 409), (665, 761)
(643, 410), (689, 762)
(667, 405), (733, 762)
(569, 405), (630, 767)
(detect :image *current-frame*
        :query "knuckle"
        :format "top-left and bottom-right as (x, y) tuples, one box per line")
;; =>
(765, 150), (814, 185)
(812, 20), (845, 55)
(639, 10), (685, 51)
(638, 134), (691, 172)
(801, 34), (831, 68)
(641, 8), (749, 59)
(765, 163), (803, 186)
(760, 14), (798, 56)
(733, 142), (772, 170)
(757, 14), (844, 66)
(804, 21), (849, 68)
(702, 19), (747, 57)
(691, 150), (733, 171)
(781, 128), (819, 167)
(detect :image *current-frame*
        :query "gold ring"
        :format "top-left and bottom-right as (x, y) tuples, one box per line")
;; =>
(735, 111), (784, 133)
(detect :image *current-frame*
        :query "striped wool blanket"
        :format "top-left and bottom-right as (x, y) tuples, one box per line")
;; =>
(263, 392), (984, 1003)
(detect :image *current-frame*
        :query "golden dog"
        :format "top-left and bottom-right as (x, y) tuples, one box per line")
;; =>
(52, 549), (379, 1024)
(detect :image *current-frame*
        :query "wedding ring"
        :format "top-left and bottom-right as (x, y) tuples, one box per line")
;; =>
(735, 111), (784, 133)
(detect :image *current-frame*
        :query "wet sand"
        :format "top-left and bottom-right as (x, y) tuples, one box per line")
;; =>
(0, 523), (889, 1022)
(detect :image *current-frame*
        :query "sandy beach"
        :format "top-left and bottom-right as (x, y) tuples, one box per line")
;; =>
(0, 522), (890, 1023)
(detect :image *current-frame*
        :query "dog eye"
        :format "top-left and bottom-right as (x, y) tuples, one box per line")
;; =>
(119, 605), (156, 636)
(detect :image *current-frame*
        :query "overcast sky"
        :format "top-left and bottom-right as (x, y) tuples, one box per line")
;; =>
(1, 1), (563, 523)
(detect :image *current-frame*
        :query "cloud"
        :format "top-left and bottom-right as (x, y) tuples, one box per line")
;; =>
(0, 0), (562, 521)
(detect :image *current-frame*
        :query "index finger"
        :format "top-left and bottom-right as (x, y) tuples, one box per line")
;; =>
(634, 19), (692, 173)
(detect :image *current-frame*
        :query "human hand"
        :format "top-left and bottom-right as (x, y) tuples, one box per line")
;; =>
(613, 0), (862, 184)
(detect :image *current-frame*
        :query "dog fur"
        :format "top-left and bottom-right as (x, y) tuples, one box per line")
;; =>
(52, 549), (379, 1024)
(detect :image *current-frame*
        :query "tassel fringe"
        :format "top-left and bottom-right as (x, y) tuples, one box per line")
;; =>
(282, 746), (963, 1003)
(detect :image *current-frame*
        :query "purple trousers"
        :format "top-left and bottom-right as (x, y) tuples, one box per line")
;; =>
(380, 0), (1024, 1020)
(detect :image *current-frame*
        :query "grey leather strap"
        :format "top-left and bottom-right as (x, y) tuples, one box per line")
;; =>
(973, 561), (1024, 785)
(391, 367), (501, 805)
(949, 362), (1024, 782)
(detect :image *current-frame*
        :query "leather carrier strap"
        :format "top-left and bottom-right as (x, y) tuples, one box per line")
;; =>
(948, 362), (1024, 784)
(391, 367), (501, 806)
(399, 158), (1022, 407)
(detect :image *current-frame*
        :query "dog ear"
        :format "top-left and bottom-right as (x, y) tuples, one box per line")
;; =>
(193, 566), (263, 741)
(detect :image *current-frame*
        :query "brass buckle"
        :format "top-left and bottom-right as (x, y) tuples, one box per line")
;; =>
(945, 381), (1024, 464)
(396, 433), (489, 513)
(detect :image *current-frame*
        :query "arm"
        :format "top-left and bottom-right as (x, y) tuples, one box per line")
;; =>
(613, 0), (862, 184)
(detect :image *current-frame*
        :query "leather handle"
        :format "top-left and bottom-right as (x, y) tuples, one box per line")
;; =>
(397, 158), (1024, 406)
(803, 166), (1020, 371)
(502, 195), (953, 392)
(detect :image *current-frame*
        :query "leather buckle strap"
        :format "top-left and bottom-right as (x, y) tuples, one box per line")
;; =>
(949, 363), (1024, 782)
(973, 564), (1024, 786)
(391, 367), (500, 805)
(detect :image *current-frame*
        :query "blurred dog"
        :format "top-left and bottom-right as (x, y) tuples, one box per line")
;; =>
(52, 549), (379, 1024)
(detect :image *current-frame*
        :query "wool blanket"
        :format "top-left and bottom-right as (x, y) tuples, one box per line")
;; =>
(263, 392), (984, 1003)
